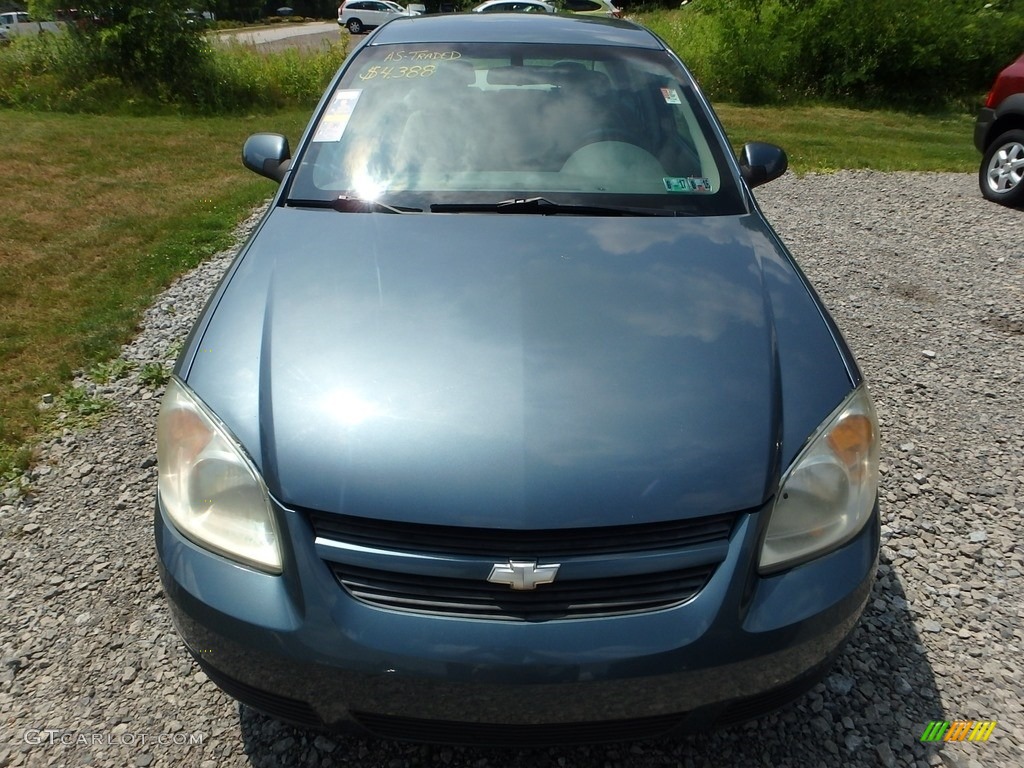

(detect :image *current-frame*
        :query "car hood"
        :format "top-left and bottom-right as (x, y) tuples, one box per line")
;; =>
(184, 208), (854, 528)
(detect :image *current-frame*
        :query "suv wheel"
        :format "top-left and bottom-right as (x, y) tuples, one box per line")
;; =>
(979, 129), (1024, 206)
(346, 18), (363, 33)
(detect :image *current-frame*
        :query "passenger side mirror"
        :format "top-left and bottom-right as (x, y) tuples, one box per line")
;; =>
(738, 142), (788, 188)
(243, 133), (292, 182)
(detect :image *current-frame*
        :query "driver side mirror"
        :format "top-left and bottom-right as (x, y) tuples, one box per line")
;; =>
(738, 142), (788, 188)
(243, 133), (292, 183)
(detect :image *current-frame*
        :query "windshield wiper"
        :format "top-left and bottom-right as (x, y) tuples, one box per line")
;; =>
(288, 196), (422, 214)
(430, 197), (679, 217)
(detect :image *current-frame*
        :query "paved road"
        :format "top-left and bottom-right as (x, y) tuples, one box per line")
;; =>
(216, 20), (343, 49)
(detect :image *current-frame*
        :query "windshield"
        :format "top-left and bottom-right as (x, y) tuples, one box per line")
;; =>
(287, 42), (744, 215)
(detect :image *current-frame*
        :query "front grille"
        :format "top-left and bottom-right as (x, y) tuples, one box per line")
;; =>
(309, 511), (735, 557)
(329, 562), (714, 620)
(309, 510), (736, 620)
(351, 710), (688, 746)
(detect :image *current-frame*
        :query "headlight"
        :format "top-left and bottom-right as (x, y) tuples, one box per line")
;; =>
(157, 377), (282, 574)
(759, 384), (879, 574)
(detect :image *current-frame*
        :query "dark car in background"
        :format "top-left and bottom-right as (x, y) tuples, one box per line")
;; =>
(975, 51), (1024, 207)
(156, 13), (880, 745)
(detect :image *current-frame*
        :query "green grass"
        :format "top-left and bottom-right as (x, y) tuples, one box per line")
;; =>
(0, 100), (981, 481)
(0, 108), (309, 477)
(716, 105), (977, 173)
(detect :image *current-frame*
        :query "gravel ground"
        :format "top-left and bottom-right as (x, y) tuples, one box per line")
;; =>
(1, 171), (1022, 768)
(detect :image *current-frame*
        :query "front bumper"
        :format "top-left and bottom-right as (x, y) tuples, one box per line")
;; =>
(156, 497), (879, 744)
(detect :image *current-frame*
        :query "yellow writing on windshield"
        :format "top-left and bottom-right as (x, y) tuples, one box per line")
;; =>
(384, 50), (462, 62)
(359, 64), (438, 81)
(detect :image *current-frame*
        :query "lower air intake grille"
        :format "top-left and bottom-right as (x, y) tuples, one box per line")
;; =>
(194, 656), (324, 729)
(330, 563), (714, 620)
(351, 710), (688, 746)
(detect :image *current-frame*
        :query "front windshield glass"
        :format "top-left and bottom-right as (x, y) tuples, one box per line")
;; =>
(287, 42), (744, 215)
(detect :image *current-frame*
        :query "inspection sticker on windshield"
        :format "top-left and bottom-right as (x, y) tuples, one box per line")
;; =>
(664, 177), (713, 193)
(660, 87), (682, 105)
(312, 90), (362, 143)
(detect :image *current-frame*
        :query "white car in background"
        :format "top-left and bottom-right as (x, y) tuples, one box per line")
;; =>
(338, 0), (420, 35)
(472, 0), (619, 17)
(562, 0), (622, 17)
(473, 0), (556, 13)
(0, 10), (62, 38)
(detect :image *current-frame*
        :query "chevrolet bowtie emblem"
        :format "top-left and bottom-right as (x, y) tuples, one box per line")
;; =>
(487, 560), (561, 590)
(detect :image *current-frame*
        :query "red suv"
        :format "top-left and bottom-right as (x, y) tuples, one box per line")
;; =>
(975, 52), (1024, 206)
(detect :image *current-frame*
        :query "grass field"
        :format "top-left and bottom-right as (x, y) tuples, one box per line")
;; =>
(0, 109), (309, 476)
(717, 105), (976, 172)
(0, 103), (980, 479)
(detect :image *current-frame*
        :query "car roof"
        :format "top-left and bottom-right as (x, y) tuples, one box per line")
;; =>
(368, 12), (664, 49)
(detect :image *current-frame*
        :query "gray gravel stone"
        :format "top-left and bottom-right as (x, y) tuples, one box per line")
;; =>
(3, 173), (1023, 767)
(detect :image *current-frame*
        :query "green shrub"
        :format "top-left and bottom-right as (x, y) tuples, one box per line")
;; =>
(87, 1), (211, 101)
(640, 0), (1024, 110)
(189, 40), (347, 113)
(0, 27), (346, 113)
(636, 7), (726, 93)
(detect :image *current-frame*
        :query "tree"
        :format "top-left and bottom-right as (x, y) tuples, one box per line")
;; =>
(29, 0), (211, 101)
(210, 0), (266, 22)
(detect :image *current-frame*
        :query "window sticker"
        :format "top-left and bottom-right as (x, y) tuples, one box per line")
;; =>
(660, 87), (682, 105)
(664, 177), (714, 193)
(312, 89), (362, 143)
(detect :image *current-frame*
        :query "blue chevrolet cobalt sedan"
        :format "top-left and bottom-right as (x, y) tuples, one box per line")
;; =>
(156, 13), (880, 745)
